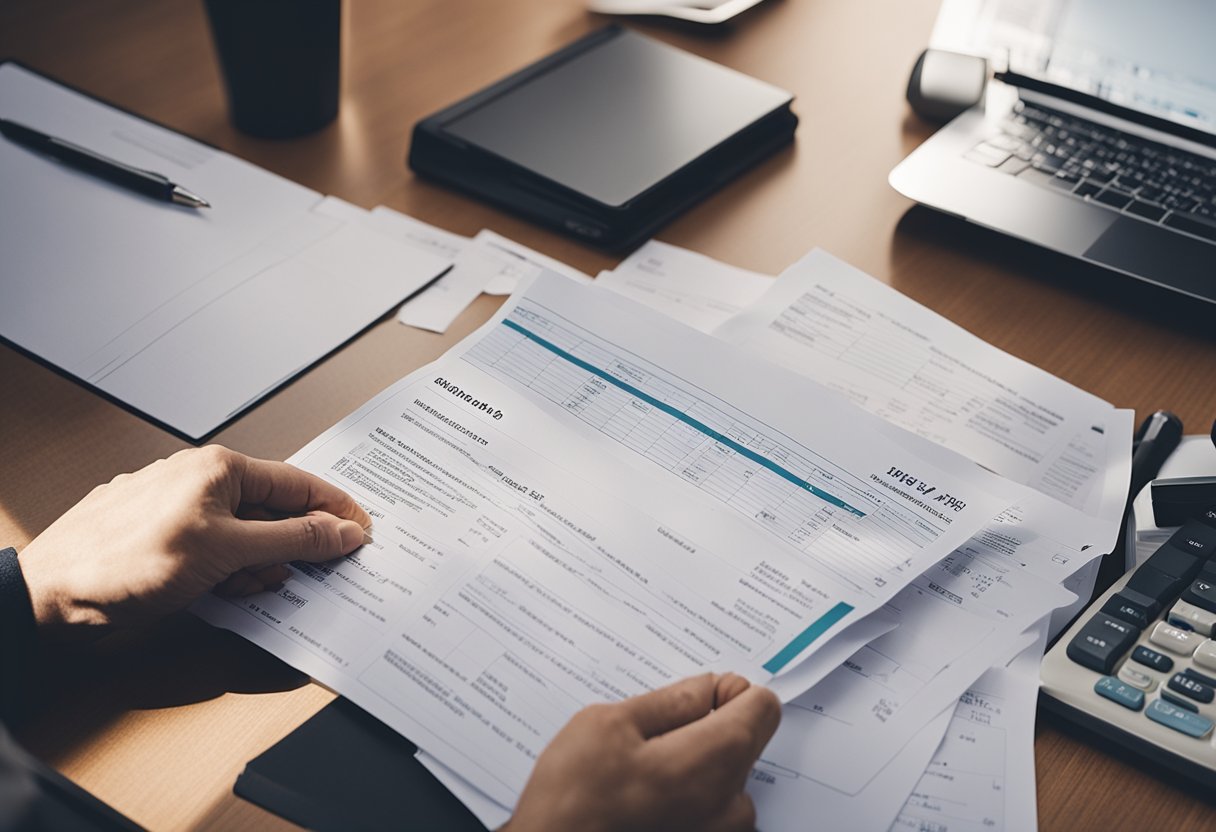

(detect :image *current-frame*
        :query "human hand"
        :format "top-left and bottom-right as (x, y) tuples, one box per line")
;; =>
(18, 445), (371, 637)
(505, 673), (781, 832)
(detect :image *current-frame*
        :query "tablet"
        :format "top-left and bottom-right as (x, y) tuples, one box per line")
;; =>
(409, 26), (797, 250)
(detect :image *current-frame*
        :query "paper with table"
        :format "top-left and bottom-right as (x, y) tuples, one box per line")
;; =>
(184, 234), (1129, 828)
(748, 623), (1048, 832)
(595, 239), (772, 333)
(196, 269), (1025, 811)
(581, 243), (1129, 829)
(0, 63), (453, 441)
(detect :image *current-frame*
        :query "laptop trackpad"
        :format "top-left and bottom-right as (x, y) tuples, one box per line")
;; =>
(1085, 217), (1216, 302)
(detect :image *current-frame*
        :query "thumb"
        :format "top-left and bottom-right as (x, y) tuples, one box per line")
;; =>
(225, 510), (366, 568)
(617, 674), (717, 739)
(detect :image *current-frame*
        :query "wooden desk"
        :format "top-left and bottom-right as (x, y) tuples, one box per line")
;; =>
(2, 0), (1215, 828)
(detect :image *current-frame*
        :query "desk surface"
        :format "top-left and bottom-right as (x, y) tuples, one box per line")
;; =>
(2, 0), (1215, 828)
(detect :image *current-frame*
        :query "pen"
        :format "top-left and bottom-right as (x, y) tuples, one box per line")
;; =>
(1129, 410), (1184, 498)
(0, 117), (211, 209)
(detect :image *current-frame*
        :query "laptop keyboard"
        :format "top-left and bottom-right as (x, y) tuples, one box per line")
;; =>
(965, 101), (1216, 243)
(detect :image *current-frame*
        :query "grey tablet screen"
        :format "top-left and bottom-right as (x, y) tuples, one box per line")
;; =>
(442, 30), (792, 208)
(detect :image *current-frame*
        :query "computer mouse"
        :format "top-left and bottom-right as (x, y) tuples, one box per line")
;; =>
(906, 48), (988, 123)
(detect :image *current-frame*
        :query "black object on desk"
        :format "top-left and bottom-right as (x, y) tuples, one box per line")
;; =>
(409, 25), (798, 250)
(203, 0), (341, 138)
(1089, 410), (1184, 604)
(1043, 503), (1216, 790)
(0, 118), (210, 208)
(234, 697), (487, 831)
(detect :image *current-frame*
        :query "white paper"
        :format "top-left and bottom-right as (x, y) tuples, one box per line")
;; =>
(750, 705), (956, 832)
(892, 621), (1048, 832)
(762, 557), (1068, 793)
(595, 240), (773, 333)
(369, 205), (470, 261)
(414, 605), (907, 828)
(747, 625), (1046, 832)
(0, 65), (450, 439)
(93, 214), (452, 439)
(714, 249), (1132, 527)
(197, 272), (1019, 810)
(475, 230), (593, 295)
(418, 753), (513, 830)
(1132, 434), (1216, 553)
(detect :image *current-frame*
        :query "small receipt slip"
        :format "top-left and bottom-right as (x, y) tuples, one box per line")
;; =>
(0, 63), (450, 440)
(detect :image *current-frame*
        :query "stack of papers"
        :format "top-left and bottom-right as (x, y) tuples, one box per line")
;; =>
(1, 65), (461, 441)
(195, 239), (1132, 831)
(1, 62), (591, 441)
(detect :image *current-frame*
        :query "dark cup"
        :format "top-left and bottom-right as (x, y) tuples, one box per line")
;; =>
(203, 0), (341, 139)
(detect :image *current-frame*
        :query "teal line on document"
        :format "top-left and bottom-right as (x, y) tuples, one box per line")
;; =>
(501, 318), (864, 517)
(763, 602), (854, 674)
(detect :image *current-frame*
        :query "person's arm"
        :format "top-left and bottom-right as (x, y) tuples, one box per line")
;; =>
(0, 446), (372, 832)
(0, 547), (37, 726)
(16, 445), (371, 639)
(6, 446), (782, 831)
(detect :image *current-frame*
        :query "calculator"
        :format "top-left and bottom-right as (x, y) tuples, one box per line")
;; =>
(1040, 506), (1216, 788)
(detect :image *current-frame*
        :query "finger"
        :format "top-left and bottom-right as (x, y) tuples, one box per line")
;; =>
(705, 792), (757, 832)
(249, 564), (292, 586)
(714, 673), (751, 708)
(223, 510), (366, 569)
(653, 685), (782, 779)
(238, 457), (372, 528)
(214, 569), (269, 598)
(617, 673), (717, 739)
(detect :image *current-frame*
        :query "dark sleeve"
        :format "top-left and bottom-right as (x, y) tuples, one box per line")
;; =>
(0, 548), (141, 831)
(0, 547), (38, 727)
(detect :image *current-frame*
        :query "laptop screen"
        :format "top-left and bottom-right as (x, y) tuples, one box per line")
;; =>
(931, 0), (1216, 138)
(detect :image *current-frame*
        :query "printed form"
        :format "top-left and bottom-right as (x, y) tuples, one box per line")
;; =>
(708, 248), (1130, 797)
(197, 273), (1017, 810)
(892, 627), (1044, 832)
(714, 249), (1131, 525)
(746, 626), (1047, 832)
(595, 239), (773, 333)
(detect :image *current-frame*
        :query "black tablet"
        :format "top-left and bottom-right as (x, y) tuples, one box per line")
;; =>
(409, 26), (797, 250)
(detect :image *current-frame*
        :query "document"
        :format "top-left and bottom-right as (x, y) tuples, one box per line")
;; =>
(745, 626), (1045, 832)
(0, 65), (451, 440)
(750, 703), (956, 832)
(892, 623), (1047, 832)
(411, 605), (908, 830)
(197, 272), (1017, 810)
(595, 240), (773, 332)
(714, 250), (1132, 526)
(761, 555), (1067, 793)
(476, 230), (593, 296)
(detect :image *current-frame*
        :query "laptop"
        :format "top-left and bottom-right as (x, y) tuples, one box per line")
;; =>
(889, 0), (1216, 303)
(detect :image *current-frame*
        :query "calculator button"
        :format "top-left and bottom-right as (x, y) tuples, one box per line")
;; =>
(1182, 577), (1216, 613)
(1194, 640), (1216, 672)
(1146, 698), (1215, 738)
(1117, 664), (1158, 692)
(1184, 666), (1216, 687)
(1144, 544), (1204, 582)
(1168, 598), (1216, 636)
(1067, 613), (1140, 673)
(1132, 645), (1174, 673)
(1101, 588), (1161, 629)
(1149, 621), (1204, 656)
(1168, 522), (1216, 559)
(1168, 672), (1215, 704)
(1094, 676), (1145, 710)
(1127, 567), (1188, 604)
(1199, 507), (1216, 529)
(1159, 689), (1201, 713)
